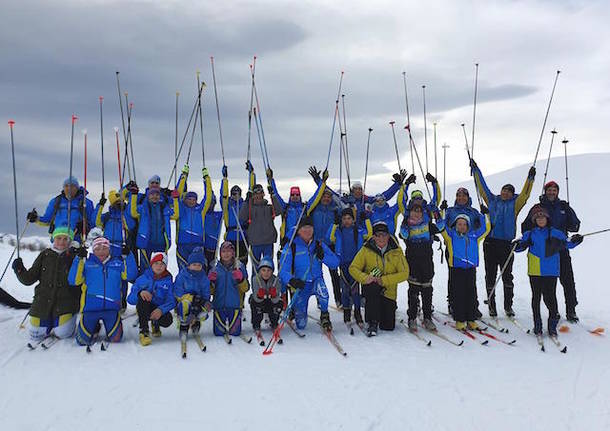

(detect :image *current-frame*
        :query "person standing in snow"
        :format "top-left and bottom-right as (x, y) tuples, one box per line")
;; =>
(220, 165), (249, 266)
(204, 195), (223, 269)
(249, 258), (283, 332)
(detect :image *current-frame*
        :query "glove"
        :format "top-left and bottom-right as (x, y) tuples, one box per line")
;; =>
(121, 243), (130, 257)
(26, 209), (38, 223)
(314, 242), (324, 260)
(405, 174), (416, 185)
(161, 187), (172, 198)
(222, 165), (228, 178)
(469, 158), (477, 170)
(334, 212), (341, 225)
(511, 238), (521, 247)
(208, 271), (217, 282)
(570, 234), (584, 245)
(308, 166), (321, 183)
(266, 168), (273, 180)
(480, 205), (489, 215)
(528, 166), (536, 179)
(268, 286), (278, 298)
(289, 278), (305, 290)
(192, 295), (204, 309)
(182, 164), (189, 174)
(77, 246), (88, 258)
(171, 189), (180, 199)
(232, 269), (244, 283)
(322, 169), (329, 181)
(245, 160), (254, 172)
(12, 257), (25, 273)
(392, 173), (402, 184)
(256, 287), (266, 299)
(440, 200), (448, 211)
(126, 181), (139, 194)
(425, 173), (437, 183)
(202, 167), (209, 178)
(98, 194), (107, 207)
(267, 185), (274, 196)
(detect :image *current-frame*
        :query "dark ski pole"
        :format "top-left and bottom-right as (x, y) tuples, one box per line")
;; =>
(8, 120), (20, 258)
(433, 122), (438, 178)
(210, 56), (226, 166)
(563, 137), (570, 203)
(81, 130), (88, 243)
(247, 60), (256, 163)
(0, 222), (29, 287)
(422, 85), (428, 173)
(442, 143), (449, 201)
(363, 127), (373, 207)
(121, 93), (132, 184)
(462, 123), (482, 207)
(66, 115), (78, 235)
(324, 71), (344, 171)
(402, 72), (416, 174)
(471, 63), (479, 157)
(389, 121), (402, 172)
(341, 94), (351, 190)
(99, 97), (105, 196)
(127, 100), (137, 183)
(532, 70), (561, 167)
(541, 129), (557, 194)
(114, 127), (127, 240)
(174, 91), (179, 185)
(581, 228), (610, 238)
(196, 71), (206, 168)
(115, 71), (128, 152)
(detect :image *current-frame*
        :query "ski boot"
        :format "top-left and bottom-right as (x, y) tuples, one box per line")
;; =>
(533, 320), (543, 336)
(407, 319), (417, 331)
(504, 307), (515, 317)
(566, 308), (579, 323)
(139, 331), (152, 346)
(151, 322), (162, 337)
(488, 302), (497, 318)
(179, 323), (189, 338)
(354, 308), (363, 325)
(467, 321), (479, 330)
(367, 321), (378, 337)
(320, 311), (332, 332)
(548, 316), (559, 336)
(343, 308), (351, 323)
(455, 321), (467, 331)
(474, 308), (483, 319)
(423, 318), (437, 331)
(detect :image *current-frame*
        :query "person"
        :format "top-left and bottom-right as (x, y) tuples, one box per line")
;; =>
(12, 227), (79, 343)
(68, 237), (137, 346)
(204, 195), (223, 269)
(127, 252), (175, 346)
(398, 173), (441, 220)
(279, 216), (340, 331)
(522, 181), (581, 322)
(349, 222), (409, 336)
(268, 166), (328, 243)
(399, 200), (443, 331)
(171, 166), (213, 270)
(514, 205), (583, 336)
(327, 207), (371, 326)
(28, 176), (94, 242)
(174, 249), (211, 338)
(129, 184), (173, 273)
(249, 258), (283, 333)
(471, 159), (536, 317)
(220, 165), (249, 266)
(369, 185), (404, 235)
(439, 211), (491, 331)
(208, 241), (249, 337)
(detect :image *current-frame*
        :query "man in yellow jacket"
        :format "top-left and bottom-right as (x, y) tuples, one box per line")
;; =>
(349, 221), (409, 336)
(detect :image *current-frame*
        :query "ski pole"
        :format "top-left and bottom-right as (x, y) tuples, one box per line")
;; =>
(389, 121), (402, 172)
(66, 115), (78, 235)
(532, 70), (561, 167)
(461, 123), (483, 207)
(402, 72), (416, 175)
(363, 128), (373, 207)
(18, 309), (30, 330)
(99, 97), (105, 196)
(339, 119), (343, 195)
(581, 228), (610, 238)
(127, 99), (137, 183)
(253, 107), (268, 171)
(486, 241), (519, 304)
(422, 85), (428, 173)
(185, 91), (201, 165)
(174, 91), (179, 185)
(82, 130), (88, 243)
(8, 120), (20, 258)
(433, 122), (438, 178)
(442, 143), (449, 203)
(121, 93), (132, 184)
(562, 137), (570, 203)
(341, 94), (351, 190)
(404, 125), (432, 200)
(115, 72), (128, 154)
(196, 71), (206, 169)
(541, 129), (557, 194)
(324, 71), (344, 171)
(0, 222), (29, 286)
(250, 57), (272, 169)
(114, 127), (128, 242)
(471, 63), (479, 158)
(210, 56), (226, 166)
(246, 62), (256, 162)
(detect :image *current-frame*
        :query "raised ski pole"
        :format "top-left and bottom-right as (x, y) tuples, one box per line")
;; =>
(363, 128), (373, 206)
(324, 71), (344, 171)
(462, 123), (483, 207)
(121, 93), (132, 184)
(99, 97), (106, 196)
(174, 91), (179, 185)
(442, 143), (449, 203)
(422, 85), (429, 173)
(389, 121), (402, 172)
(532, 70), (561, 167)
(82, 130), (88, 243)
(341, 94), (351, 190)
(114, 127), (127, 240)
(541, 129), (558, 194)
(404, 125), (431, 200)
(127, 99), (137, 183)
(210, 56), (226, 166)
(471, 63), (479, 157)
(562, 137), (570, 203)
(402, 72), (416, 175)
(433, 122), (438, 178)
(250, 57), (272, 168)
(66, 114), (78, 235)
(246, 61), (256, 162)
(196, 72), (206, 169)
(8, 120), (20, 258)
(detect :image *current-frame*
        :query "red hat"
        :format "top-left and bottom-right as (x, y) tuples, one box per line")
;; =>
(290, 186), (301, 195)
(150, 252), (167, 266)
(544, 181), (559, 190)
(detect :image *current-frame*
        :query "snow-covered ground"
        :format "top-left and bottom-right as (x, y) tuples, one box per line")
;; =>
(1, 153), (609, 431)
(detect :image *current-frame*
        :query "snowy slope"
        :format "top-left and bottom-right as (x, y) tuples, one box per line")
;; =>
(1, 154), (609, 431)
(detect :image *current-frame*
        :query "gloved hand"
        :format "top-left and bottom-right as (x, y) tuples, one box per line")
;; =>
(267, 185), (274, 196)
(528, 166), (536, 179)
(192, 295), (204, 309)
(268, 286), (278, 298)
(256, 287), (266, 299)
(289, 278), (305, 290)
(98, 194), (107, 207)
(334, 212), (341, 225)
(222, 165), (228, 178)
(208, 271), (217, 282)
(126, 181), (139, 194)
(232, 269), (244, 283)
(182, 164), (189, 174)
(469, 158), (477, 170)
(480, 205), (489, 215)
(392, 173), (402, 184)
(77, 246), (88, 258)
(121, 243), (130, 257)
(570, 234), (584, 245)
(171, 189), (180, 199)
(202, 168), (209, 178)
(266, 167), (273, 180)
(511, 238), (521, 247)
(322, 169), (329, 181)
(26, 209), (38, 223)
(425, 172), (437, 183)
(12, 257), (25, 273)
(161, 187), (172, 198)
(314, 242), (324, 260)
(405, 174), (416, 185)
(440, 200), (448, 211)
(308, 166), (321, 183)
(245, 160), (254, 172)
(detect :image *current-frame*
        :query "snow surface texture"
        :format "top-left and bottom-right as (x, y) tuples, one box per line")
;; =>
(1, 154), (609, 431)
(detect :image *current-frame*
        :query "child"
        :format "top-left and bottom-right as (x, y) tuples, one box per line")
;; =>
(127, 252), (175, 346)
(174, 249), (211, 337)
(439, 211), (490, 331)
(399, 200), (442, 331)
(208, 241), (249, 337)
(69, 237), (137, 346)
(249, 258), (282, 332)
(12, 227), (80, 343)
(515, 205), (583, 336)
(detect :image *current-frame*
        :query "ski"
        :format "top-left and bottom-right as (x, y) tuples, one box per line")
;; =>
(255, 330), (265, 346)
(322, 327), (347, 357)
(536, 334), (545, 352)
(550, 335), (567, 353)
(286, 319), (305, 338)
(223, 333), (232, 344)
(193, 333), (206, 352)
(479, 317), (509, 334)
(100, 339), (109, 351)
(27, 336), (49, 350)
(445, 321), (489, 345)
(475, 328), (516, 346)
(345, 321), (355, 336)
(399, 320), (431, 346)
(181, 333), (187, 359)
(41, 336), (59, 349)
(507, 316), (531, 334)
(423, 326), (464, 346)
(239, 333), (253, 344)
(356, 322), (367, 335)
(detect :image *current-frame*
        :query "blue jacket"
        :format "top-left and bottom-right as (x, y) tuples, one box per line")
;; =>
(327, 223), (370, 267)
(220, 176), (248, 242)
(204, 210), (223, 250)
(127, 269), (175, 314)
(399, 181), (441, 218)
(39, 188), (95, 235)
(95, 204), (135, 251)
(279, 237), (339, 286)
(516, 227), (578, 276)
(473, 165), (534, 240)
(440, 214), (490, 268)
(172, 172), (213, 246)
(522, 197), (580, 235)
(130, 194), (173, 250)
(173, 267), (211, 300)
(444, 196), (483, 231)
(311, 202), (338, 244)
(209, 261), (248, 310)
(370, 203), (401, 235)
(69, 253), (137, 312)
(399, 212), (440, 244)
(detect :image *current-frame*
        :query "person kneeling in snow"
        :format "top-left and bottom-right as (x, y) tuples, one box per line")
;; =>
(279, 216), (340, 331)
(208, 241), (249, 337)
(249, 258), (282, 332)
(12, 227), (80, 342)
(68, 237), (137, 345)
(174, 249), (211, 338)
(514, 205), (583, 336)
(127, 252), (175, 346)
(349, 222), (409, 336)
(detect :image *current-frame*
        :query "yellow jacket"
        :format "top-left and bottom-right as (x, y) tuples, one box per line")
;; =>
(349, 236), (409, 301)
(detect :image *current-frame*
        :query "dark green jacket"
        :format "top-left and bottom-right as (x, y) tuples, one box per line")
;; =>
(15, 248), (80, 319)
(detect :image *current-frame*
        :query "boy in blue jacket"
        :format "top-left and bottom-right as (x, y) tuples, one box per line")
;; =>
(127, 252), (175, 346)
(208, 241), (249, 337)
(174, 249), (211, 338)
(69, 237), (137, 346)
(440, 211), (491, 330)
(514, 205), (583, 336)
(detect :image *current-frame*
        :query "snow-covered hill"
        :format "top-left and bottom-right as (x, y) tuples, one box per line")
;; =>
(0, 153), (608, 431)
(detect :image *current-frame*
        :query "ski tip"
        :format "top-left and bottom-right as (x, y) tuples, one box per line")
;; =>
(509, 340), (517, 345)
(541, 346), (545, 352)
(526, 329), (531, 334)
(458, 341), (465, 346)
(202, 346), (207, 352)
(482, 340), (489, 345)
(426, 340), (432, 347)
(182, 353), (186, 359)
(561, 347), (567, 353)
(277, 338), (284, 344)
(259, 341), (265, 347)
(342, 352), (347, 357)
(86, 345), (92, 353)
(262, 350), (272, 356)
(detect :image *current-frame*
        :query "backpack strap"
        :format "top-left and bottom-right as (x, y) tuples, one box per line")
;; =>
(48, 193), (64, 234)
(291, 241), (297, 276)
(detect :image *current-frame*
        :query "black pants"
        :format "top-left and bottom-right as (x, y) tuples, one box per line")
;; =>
(136, 297), (173, 332)
(249, 297), (282, 330)
(362, 283), (396, 330)
(483, 237), (515, 310)
(407, 284), (433, 320)
(405, 242), (434, 321)
(329, 268), (342, 305)
(204, 248), (216, 270)
(449, 267), (477, 322)
(559, 249), (578, 312)
(529, 275), (559, 335)
(229, 239), (248, 266)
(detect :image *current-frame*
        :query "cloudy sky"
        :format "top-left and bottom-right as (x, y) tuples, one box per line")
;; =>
(1, 0), (608, 234)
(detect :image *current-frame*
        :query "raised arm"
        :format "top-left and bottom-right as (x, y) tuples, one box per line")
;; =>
(514, 166), (536, 215)
(470, 160), (493, 205)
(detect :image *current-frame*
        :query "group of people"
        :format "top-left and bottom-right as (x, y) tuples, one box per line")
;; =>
(11, 156), (584, 347)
